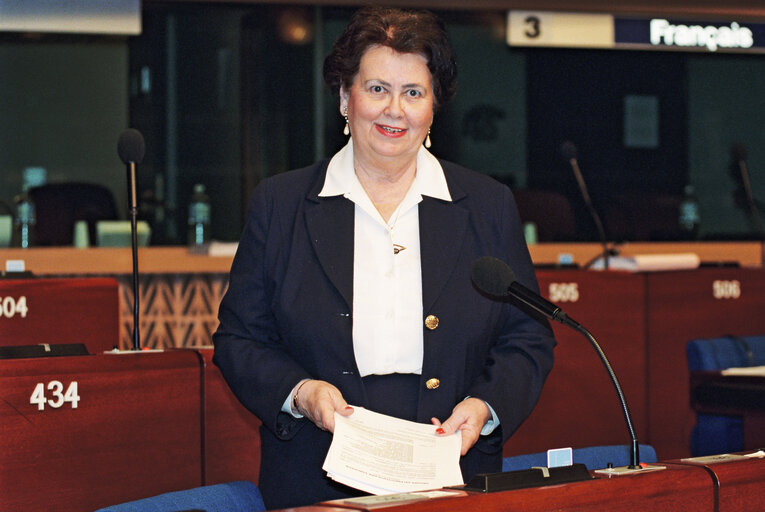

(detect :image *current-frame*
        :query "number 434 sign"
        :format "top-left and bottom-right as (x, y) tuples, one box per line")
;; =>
(30, 381), (80, 411)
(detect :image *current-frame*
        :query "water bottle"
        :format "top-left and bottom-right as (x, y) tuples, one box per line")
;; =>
(13, 189), (36, 248)
(188, 183), (211, 246)
(678, 184), (700, 239)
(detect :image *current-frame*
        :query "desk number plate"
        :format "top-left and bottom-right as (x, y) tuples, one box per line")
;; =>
(30, 381), (80, 411)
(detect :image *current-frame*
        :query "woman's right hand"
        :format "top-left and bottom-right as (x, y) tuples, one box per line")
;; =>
(294, 379), (354, 432)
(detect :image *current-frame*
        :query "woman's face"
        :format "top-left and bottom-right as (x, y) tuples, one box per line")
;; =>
(341, 45), (434, 168)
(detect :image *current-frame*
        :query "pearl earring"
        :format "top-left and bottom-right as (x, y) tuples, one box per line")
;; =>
(343, 108), (350, 136)
(424, 129), (431, 148)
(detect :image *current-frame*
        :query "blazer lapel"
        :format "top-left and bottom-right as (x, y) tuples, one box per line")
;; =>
(419, 185), (469, 313)
(304, 179), (355, 311)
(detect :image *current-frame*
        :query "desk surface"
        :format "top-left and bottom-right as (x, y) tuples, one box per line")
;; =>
(1, 241), (761, 275)
(669, 451), (765, 512)
(1, 246), (233, 275)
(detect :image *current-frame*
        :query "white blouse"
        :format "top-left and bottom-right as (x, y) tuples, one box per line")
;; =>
(319, 140), (452, 376)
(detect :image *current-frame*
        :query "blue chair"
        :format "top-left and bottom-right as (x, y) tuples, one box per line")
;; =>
(686, 335), (765, 456)
(93, 481), (266, 512)
(502, 444), (658, 472)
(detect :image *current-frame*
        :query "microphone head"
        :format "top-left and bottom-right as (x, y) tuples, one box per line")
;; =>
(118, 128), (146, 164)
(471, 256), (516, 297)
(560, 140), (578, 161)
(731, 143), (747, 162)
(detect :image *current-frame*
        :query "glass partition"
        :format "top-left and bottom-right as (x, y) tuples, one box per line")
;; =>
(1, 3), (763, 245)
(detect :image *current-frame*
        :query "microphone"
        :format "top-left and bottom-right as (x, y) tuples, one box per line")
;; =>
(560, 141), (611, 269)
(118, 129), (146, 351)
(471, 256), (579, 329)
(471, 256), (641, 469)
(731, 143), (765, 240)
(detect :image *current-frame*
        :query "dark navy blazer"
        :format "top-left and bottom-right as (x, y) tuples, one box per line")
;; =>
(213, 158), (556, 509)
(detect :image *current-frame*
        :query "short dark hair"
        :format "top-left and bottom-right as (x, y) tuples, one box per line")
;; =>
(323, 6), (457, 109)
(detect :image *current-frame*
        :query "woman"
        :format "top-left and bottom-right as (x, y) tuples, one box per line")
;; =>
(213, 6), (556, 509)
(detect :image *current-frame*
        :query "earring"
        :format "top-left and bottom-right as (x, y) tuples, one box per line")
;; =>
(424, 129), (431, 148)
(343, 108), (350, 136)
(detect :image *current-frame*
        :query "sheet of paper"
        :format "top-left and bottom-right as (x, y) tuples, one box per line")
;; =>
(322, 407), (463, 495)
(722, 365), (765, 376)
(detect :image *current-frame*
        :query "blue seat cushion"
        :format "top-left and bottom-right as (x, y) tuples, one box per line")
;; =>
(93, 481), (265, 512)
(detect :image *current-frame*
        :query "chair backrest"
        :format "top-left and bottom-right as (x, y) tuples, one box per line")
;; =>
(502, 444), (658, 472)
(603, 192), (683, 241)
(92, 481), (266, 512)
(686, 335), (765, 371)
(512, 188), (577, 242)
(28, 182), (118, 246)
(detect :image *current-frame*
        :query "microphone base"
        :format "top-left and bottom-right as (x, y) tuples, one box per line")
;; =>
(593, 464), (667, 476)
(455, 463), (592, 493)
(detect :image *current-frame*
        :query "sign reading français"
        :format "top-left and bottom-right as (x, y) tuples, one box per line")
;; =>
(508, 11), (765, 54)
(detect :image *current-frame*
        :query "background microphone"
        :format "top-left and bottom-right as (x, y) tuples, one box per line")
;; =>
(118, 128), (145, 351)
(471, 256), (641, 469)
(560, 141), (611, 269)
(731, 143), (765, 240)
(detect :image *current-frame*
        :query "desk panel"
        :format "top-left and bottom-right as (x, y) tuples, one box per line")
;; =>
(505, 270), (647, 455)
(645, 268), (765, 459)
(0, 351), (203, 512)
(199, 347), (261, 485)
(669, 451), (765, 512)
(293, 464), (714, 512)
(0, 277), (118, 354)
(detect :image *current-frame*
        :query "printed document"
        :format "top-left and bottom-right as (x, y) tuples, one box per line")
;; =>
(322, 407), (463, 495)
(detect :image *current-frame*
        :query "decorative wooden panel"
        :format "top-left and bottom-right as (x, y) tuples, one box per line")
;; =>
(115, 274), (228, 350)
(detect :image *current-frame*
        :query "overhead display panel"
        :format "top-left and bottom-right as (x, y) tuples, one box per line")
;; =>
(507, 11), (765, 54)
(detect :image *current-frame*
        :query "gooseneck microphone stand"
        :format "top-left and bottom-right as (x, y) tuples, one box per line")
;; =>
(117, 129), (146, 351)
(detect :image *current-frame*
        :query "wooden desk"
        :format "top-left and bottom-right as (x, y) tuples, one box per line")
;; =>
(527, 241), (762, 268)
(645, 268), (765, 459)
(691, 371), (765, 450)
(0, 277), (119, 354)
(504, 270), (648, 456)
(199, 347), (262, 486)
(0, 350), (203, 512)
(2, 248), (231, 350)
(668, 451), (765, 512)
(274, 464), (714, 512)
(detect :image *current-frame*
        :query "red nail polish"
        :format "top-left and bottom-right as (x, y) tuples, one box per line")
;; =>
(436, 427), (445, 434)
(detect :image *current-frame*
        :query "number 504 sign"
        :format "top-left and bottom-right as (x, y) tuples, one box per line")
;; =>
(30, 381), (81, 411)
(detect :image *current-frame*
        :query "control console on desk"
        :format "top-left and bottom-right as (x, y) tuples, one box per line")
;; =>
(0, 277), (119, 354)
(0, 350), (203, 512)
(270, 463), (713, 512)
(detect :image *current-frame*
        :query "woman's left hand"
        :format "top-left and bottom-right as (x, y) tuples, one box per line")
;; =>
(431, 397), (491, 455)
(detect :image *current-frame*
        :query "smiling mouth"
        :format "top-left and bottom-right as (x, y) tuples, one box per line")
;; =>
(376, 124), (407, 136)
